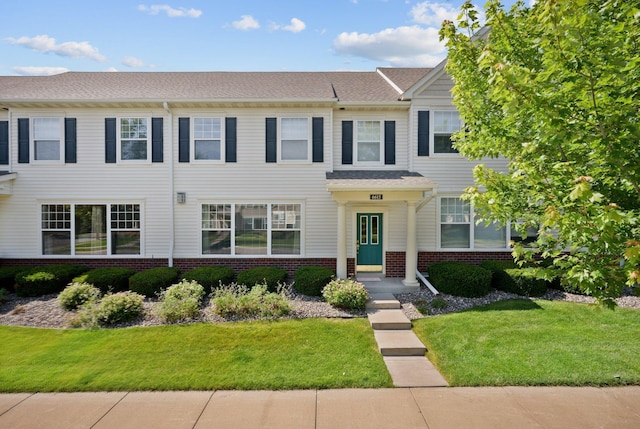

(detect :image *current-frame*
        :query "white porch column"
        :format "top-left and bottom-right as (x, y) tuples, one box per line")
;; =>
(336, 201), (347, 279)
(403, 201), (419, 286)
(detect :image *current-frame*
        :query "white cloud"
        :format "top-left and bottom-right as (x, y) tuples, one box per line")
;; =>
(410, 1), (459, 26)
(281, 18), (306, 33)
(122, 56), (154, 68)
(333, 26), (446, 67)
(232, 15), (260, 30)
(105, 67), (119, 72)
(138, 4), (202, 18)
(6, 35), (106, 62)
(11, 66), (69, 76)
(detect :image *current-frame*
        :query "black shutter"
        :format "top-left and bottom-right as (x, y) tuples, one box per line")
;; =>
(312, 117), (324, 163)
(418, 111), (430, 156)
(151, 117), (163, 163)
(384, 120), (396, 165)
(225, 117), (237, 163)
(0, 121), (8, 165)
(105, 118), (116, 163)
(341, 121), (353, 165)
(178, 117), (190, 162)
(64, 118), (77, 164)
(265, 117), (277, 163)
(18, 118), (29, 163)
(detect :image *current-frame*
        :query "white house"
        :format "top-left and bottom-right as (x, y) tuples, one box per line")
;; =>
(0, 63), (516, 289)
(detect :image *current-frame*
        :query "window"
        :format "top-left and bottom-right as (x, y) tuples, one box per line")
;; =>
(193, 117), (222, 161)
(356, 120), (381, 163)
(280, 118), (309, 161)
(33, 118), (62, 161)
(433, 111), (461, 154)
(119, 118), (148, 161)
(201, 203), (302, 256)
(439, 197), (507, 249)
(42, 204), (141, 255)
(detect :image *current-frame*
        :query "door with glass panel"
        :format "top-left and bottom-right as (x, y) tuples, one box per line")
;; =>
(356, 213), (383, 272)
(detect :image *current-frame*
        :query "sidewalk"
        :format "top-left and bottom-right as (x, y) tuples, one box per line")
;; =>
(1, 387), (639, 429)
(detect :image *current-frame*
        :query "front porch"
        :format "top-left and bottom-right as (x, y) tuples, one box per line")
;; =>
(357, 275), (421, 294)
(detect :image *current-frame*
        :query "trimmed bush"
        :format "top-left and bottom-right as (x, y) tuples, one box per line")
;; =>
(237, 267), (287, 293)
(503, 268), (548, 297)
(14, 264), (87, 297)
(128, 267), (181, 298)
(293, 266), (334, 296)
(182, 266), (235, 294)
(156, 280), (205, 323)
(322, 278), (369, 311)
(427, 262), (492, 298)
(211, 283), (291, 318)
(0, 266), (29, 292)
(73, 291), (145, 328)
(58, 282), (101, 311)
(480, 260), (519, 292)
(73, 267), (137, 293)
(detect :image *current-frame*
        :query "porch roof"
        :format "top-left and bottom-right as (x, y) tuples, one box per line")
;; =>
(326, 170), (437, 192)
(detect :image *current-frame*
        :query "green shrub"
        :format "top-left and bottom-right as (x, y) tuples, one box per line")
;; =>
(156, 280), (205, 323)
(58, 282), (101, 311)
(430, 297), (448, 309)
(0, 288), (9, 304)
(293, 266), (334, 296)
(128, 267), (181, 298)
(0, 266), (29, 292)
(237, 267), (288, 292)
(73, 267), (137, 293)
(14, 264), (87, 297)
(322, 278), (369, 311)
(73, 291), (145, 328)
(211, 283), (291, 318)
(480, 260), (519, 291)
(427, 262), (492, 298)
(182, 266), (235, 294)
(504, 268), (549, 297)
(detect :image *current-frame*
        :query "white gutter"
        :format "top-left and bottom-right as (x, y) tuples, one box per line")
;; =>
(7, 108), (12, 172)
(416, 270), (439, 295)
(163, 102), (175, 267)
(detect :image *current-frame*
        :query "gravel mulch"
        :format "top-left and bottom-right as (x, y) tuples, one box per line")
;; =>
(0, 286), (638, 329)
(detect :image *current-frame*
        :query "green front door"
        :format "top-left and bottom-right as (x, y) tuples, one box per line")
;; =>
(357, 213), (383, 272)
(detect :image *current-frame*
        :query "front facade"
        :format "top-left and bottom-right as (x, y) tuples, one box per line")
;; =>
(0, 63), (515, 287)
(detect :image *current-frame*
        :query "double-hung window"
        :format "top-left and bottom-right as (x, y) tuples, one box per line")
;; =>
(33, 117), (62, 161)
(193, 117), (222, 161)
(356, 120), (382, 163)
(280, 118), (309, 161)
(201, 203), (302, 256)
(439, 197), (507, 249)
(433, 111), (461, 154)
(41, 204), (141, 255)
(119, 118), (148, 161)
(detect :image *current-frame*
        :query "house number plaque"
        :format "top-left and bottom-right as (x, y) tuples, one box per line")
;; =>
(370, 194), (383, 200)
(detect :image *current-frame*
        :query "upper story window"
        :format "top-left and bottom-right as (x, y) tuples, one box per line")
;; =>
(356, 120), (382, 163)
(280, 118), (309, 161)
(119, 118), (148, 161)
(433, 111), (461, 154)
(33, 117), (62, 161)
(193, 117), (222, 161)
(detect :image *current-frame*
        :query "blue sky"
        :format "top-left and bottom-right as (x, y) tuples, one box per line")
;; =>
(0, 0), (521, 76)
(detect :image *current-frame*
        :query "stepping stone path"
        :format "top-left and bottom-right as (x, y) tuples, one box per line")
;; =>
(367, 293), (449, 387)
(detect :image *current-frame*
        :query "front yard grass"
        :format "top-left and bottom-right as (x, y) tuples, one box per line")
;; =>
(0, 318), (391, 392)
(413, 299), (640, 386)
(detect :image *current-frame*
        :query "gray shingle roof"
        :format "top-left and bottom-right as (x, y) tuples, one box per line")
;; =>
(326, 170), (436, 190)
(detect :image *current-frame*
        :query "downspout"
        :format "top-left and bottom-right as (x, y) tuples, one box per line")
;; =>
(163, 102), (175, 267)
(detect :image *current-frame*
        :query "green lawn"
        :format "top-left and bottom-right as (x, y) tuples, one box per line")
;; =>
(414, 299), (640, 386)
(0, 318), (392, 392)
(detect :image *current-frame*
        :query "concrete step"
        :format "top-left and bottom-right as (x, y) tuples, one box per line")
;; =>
(367, 309), (412, 330)
(383, 356), (449, 387)
(374, 330), (426, 356)
(366, 293), (401, 310)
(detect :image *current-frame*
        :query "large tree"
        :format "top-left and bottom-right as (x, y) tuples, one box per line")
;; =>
(440, 0), (640, 306)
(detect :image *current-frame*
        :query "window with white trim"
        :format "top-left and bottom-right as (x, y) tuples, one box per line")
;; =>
(41, 204), (141, 255)
(439, 197), (507, 249)
(356, 120), (382, 163)
(193, 117), (223, 161)
(433, 111), (461, 154)
(33, 117), (62, 161)
(280, 118), (309, 161)
(119, 118), (148, 161)
(201, 203), (302, 256)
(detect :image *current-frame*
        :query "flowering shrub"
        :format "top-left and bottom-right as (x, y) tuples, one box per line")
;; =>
(211, 283), (291, 319)
(72, 291), (144, 328)
(156, 280), (205, 323)
(322, 279), (369, 311)
(58, 282), (101, 311)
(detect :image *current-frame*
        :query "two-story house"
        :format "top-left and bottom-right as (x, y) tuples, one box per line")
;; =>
(0, 61), (514, 291)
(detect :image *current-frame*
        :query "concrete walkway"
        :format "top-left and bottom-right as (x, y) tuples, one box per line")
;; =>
(1, 387), (639, 428)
